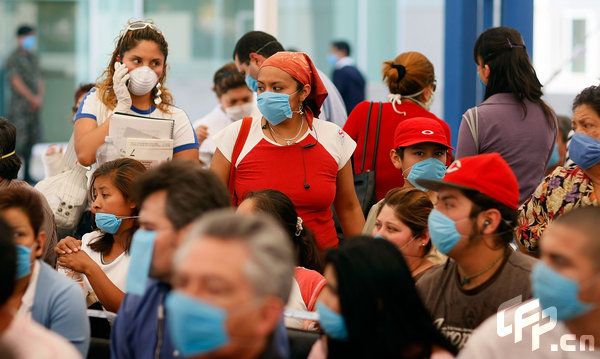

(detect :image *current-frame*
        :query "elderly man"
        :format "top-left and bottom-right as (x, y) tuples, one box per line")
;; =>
(166, 210), (295, 359)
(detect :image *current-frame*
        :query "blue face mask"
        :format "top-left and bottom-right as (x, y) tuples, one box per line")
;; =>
(404, 158), (447, 191)
(569, 132), (600, 170)
(531, 261), (594, 321)
(257, 91), (297, 126)
(316, 301), (348, 340)
(245, 74), (258, 92)
(125, 229), (156, 295)
(16, 245), (32, 279)
(166, 291), (229, 357)
(22, 35), (36, 51)
(427, 209), (468, 255)
(327, 54), (338, 66)
(546, 145), (560, 169)
(95, 213), (123, 234)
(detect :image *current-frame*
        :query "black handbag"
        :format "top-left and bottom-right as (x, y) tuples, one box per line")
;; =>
(354, 102), (382, 215)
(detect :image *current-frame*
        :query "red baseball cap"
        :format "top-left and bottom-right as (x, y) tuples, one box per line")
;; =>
(393, 117), (453, 150)
(415, 153), (520, 210)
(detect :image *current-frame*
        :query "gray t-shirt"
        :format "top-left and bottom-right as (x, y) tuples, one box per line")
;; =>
(457, 93), (557, 205)
(416, 250), (538, 350)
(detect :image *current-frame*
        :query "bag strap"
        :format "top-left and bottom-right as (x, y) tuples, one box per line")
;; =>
(371, 102), (383, 169)
(228, 116), (253, 201)
(360, 102), (374, 173)
(463, 107), (480, 153)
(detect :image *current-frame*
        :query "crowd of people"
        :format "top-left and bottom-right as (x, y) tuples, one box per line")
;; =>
(0, 18), (599, 359)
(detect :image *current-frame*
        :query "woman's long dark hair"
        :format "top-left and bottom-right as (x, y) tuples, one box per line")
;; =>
(243, 189), (322, 272)
(474, 26), (555, 128)
(89, 158), (146, 255)
(326, 236), (457, 359)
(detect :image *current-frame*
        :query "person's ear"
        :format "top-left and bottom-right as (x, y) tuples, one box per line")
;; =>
(34, 231), (47, 259)
(253, 296), (284, 337)
(480, 209), (501, 235)
(249, 53), (266, 67)
(481, 64), (491, 83)
(390, 149), (403, 170)
(299, 84), (311, 103)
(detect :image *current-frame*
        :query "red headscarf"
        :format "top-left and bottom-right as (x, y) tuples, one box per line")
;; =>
(260, 51), (328, 128)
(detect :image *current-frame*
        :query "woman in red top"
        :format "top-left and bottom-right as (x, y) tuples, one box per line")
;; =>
(343, 51), (450, 201)
(211, 52), (364, 249)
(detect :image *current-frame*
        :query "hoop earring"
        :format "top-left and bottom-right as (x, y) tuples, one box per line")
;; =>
(154, 82), (162, 105)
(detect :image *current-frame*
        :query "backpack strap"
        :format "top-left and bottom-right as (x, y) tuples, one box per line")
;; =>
(370, 102), (383, 169)
(360, 102), (374, 172)
(228, 116), (253, 203)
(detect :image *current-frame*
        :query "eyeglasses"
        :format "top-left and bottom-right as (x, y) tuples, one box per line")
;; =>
(431, 79), (437, 92)
(125, 21), (162, 34)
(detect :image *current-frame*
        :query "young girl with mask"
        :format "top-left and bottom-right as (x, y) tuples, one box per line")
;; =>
(0, 187), (89, 356)
(55, 158), (146, 312)
(372, 187), (437, 280)
(194, 62), (254, 167)
(343, 52), (447, 202)
(73, 20), (198, 166)
(310, 236), (456, 359)
(457, 26), (556, 205)
(211, 51), (364, 250)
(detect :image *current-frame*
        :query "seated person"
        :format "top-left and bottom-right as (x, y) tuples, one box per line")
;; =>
(193, 62), (254, 167)
(415, 153), (538, 350)
(460, 207), (600, 358)
(110, 160), (231, 359)
(0, 117), (58, 266)
(165, 210), (293, 359)
(55, 158), (146, 312)
(310, 236), (456, 358)
(0, 188), (89, 356)
(373, 187), (437, 280)
(237, 189), (325, 329)
(518, 85), (600, 257)
(0, 214), (82, 359)
(363, 116), (452, 233)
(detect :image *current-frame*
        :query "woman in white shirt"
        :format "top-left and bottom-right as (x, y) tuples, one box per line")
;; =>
(194, 62), (254, 166)
(55, 158), (146, 312)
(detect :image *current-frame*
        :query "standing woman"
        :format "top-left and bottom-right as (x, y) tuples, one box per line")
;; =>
(343, 52), (450, 201)
(211, 51), (364, 249)
(73, 20), (198, 166)
(457, 26), (557, 204)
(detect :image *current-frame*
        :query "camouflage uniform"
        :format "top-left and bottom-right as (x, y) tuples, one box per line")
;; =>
(6, 48), (42, 181)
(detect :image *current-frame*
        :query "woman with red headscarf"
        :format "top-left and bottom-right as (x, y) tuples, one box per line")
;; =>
(211, 52), (365, 249)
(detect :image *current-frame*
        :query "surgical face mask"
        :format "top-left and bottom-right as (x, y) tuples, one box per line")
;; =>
(316, 301), (348, 340)
(569, 132), (600, 170)
(428, 209), (470, 255)
(22, 36), (36, 51)
(128, 66), (159, 96)
(166, 291), (229, 357)
(403, 157), (447, 191)
(257, 90), (301, 126)
(424, 92), (435, 110)
(224, 102), (254, 121)
(125, 229), (156, 295)
(531, 261), (594, 321)
(327, 54), (338, 66)
(546, 145), (560, 169)
(16, 245), (32, 279)
(95, 213), (123, 234)
(245, 74), (258, 92)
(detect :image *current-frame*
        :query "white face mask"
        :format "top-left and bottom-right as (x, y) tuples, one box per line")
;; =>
(224, 102), (254, 121)
(128, 66), (159, 96)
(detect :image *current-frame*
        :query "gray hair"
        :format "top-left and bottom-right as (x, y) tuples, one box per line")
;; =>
(175, 209), (295, 302)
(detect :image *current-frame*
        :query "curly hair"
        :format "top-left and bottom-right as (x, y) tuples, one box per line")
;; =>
(96, 20), (174, 113)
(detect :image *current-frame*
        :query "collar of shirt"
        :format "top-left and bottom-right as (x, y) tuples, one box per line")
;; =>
(335, 56), (355, 69)
(18, 260), (40, 317)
